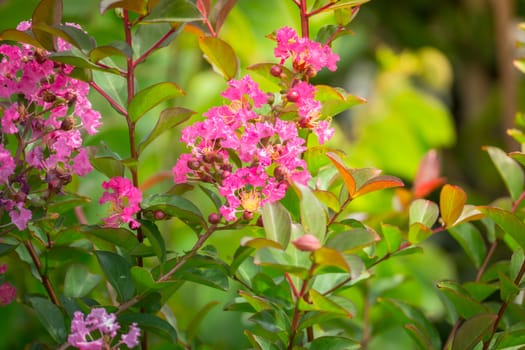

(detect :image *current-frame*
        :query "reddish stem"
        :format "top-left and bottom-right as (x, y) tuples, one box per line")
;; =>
(89, 81), (127, 116)
(134, 28), (177, 67)
(24, 240), (60, 306)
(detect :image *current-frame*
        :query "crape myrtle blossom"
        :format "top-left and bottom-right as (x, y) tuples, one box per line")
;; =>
(99, 177), (143, 229)
(0, 264), (16, 306)
(0, 20), (101, 230)
(68, 307), (141, 349)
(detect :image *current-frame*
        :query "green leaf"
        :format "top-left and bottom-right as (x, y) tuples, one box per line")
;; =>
(325, 228), (377, 253)
(31, 0), (62, 51)
(381, 224), (404, 253)
(313, 247), (350, 272)
(478, 206), (525, 250)
(64, 264), (101, 298)
(81, 225), (138, 250)
(510, 248), (524, 282)
(199, 36), (239, 80)
(437, 281), (489, 319)
(28, 296), (67, 344)
(309, 336), (359, 350)
(249, 310), (285, 333)
(118, 312), (177, 342)
(186, 301), (220, 341)
(139, 107), (195, 152)
(0, 29), (44, 48)
(248, 63), (294, 91)
(143, 0), (201, 23)
(498, 270), (520, 303)
(48, 51), (121, 74)
(128, 82), (185, 122)
(244, 329), (271, 350)
(261, 201), (292, 249)
(315, 85), (366, 117)
(312, 0), (370, 12)
(303, 289), (353, 317)
(141, 194), (205, 232)
(380, 298), (442, 350)
(130, 266), (176, 293)
(462, 282), (498, 302)
(294, 183), (327, 241)
(409, 199), (439, 227)
(69, 67), (92, 82)
(254, 247), (309, 277)
(89, 41), (132, 62)
(100, 0), (148, 15)
(448, 223), (487, 268)
(484, 146), (525, 201)
(314, 189), (341, 212)
(95, 251), (135, 301)
(171, 256), (229, 291)
(31, 23), (95, 52)
(0, 243), (19, 257)
(140, 220), (166, 262)
(238, 290), (273, 312)
(452, 313), (497, 350)
(90, 156), (125, 179)
(408, 222), (433, 244)
(440, 184), (467, 227)
(242, 237), (283, 250)
(230, 245), (256, 274)
(92, 68), (127, 112)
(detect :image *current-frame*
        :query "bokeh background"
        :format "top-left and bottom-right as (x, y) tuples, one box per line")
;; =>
(0, 0), (524, 349)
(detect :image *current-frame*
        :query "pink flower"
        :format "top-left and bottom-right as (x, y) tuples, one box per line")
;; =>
(0, 145), (15, 184)
(274, 26), (339, 75)
(119, 323), (141, 348)
(9, 201), (32, 230)
(0, 282), (16, 305)
(221, 75), (267, 108)
(99, 177), (142, 229)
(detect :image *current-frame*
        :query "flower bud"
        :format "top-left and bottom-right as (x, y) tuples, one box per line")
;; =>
(270, 65), (282, 77)
(286, 89), (299, 103)
(292, 234), (321, 252)
(242, 210), (254, 221)
(208, 212), (221, 224)
(153, 210), (166, 220)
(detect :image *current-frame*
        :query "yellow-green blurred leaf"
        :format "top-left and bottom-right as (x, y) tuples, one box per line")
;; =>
(439, 184), (466, 227)
(199, 36), (238, 80)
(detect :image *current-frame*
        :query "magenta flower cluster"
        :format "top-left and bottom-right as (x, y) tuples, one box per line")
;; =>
(0, 264), (16, 305)
(99, 177), (142, 229)
(0, 21), (101, 230)
(68, 308), (140, 350)
(173, 26), (338, 221)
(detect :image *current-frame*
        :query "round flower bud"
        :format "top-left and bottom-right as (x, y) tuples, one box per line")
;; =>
(292, 234), (321, 252)
(270, 65), (283, 77)
(242, 210), (254, 221)
(153, 210), (166, 220)
(286, 89), (299, 103)
(208, 212), (221, 224)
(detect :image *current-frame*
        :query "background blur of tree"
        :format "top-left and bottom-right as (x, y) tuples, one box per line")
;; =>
(1, 0), (525, 348)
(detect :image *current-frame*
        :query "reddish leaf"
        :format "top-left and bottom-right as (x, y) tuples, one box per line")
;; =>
(440, 184), (467, 227)
(210, 0), (238, 34)
(241, 237), (283, 250)
(413, 149), (445, 198)
(100, 0), (149, 15)
(0, 29), (44, 48)
(32, 0), (62, 51)
(354, 175), (404, 198)
(313, 247), (349, 272)
(326, 152), (356, 197)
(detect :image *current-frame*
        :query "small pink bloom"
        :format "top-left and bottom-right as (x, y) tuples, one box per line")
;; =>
(0, 282), (16, 305)
(99, 177), (142, 229)
(120, 323), (141, 348)
(292, 234), (322, 251)
(0, 145), (15, 184)
(9, 201), (32, 230)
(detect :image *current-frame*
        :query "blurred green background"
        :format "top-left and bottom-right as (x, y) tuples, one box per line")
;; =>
(0, 0), (524, 349)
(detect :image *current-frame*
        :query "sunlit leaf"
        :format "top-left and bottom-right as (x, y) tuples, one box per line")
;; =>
(410, 199), (439, 227)
(408, 222), (433, 245)
(128, 82), (185, 122)
(484, 146), (524, 201)
(313, 247), (350, 272)
(241, 237), (283, 250)
(95, 250), (135, 301)
(315, 85), (366, 117)
(478, 206), (525, 250)
(462, 282), (498, 302)
(354, 175), (404, 197)
(100, 0), (148, 15)
(325, 229), (377, 253)
(131, 266), (159, 293)
(0, 29), (44, 48)
(64, 264), (101, 298)
(448, 223), (486, 268)
(89, 41), (132, 62)
(143, 0), (202, 23)
(28, 296), (67, 344)
(305, 289), (353, 317)
(31, 0), (62, 51)
(261, 201), (291, 249)
(326, 152), (356, 197)
(248, 63), (294, 91)
(380, 224), (404, 253)
(314, 190), (341, 212)
(311, 0), (370, 12)
(452, 313), (496, 350)
(139, 107), (195, 152)
(199, 36), (238, 80)
(238, 290), (272, 312)
(294, 183), (327, 240)
(254, 247), (309, 277)
(440, 184), (466, 227)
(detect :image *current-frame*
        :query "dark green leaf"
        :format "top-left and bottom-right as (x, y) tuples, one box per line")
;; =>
(128, 82), (184, 122)
(69, 67), (92, 82)
(462, 282), (498, 302)
(510, 248), (524, 282)
(31, 0), (62, 51)
(118, 312), (177, 342)
(448, 223), (487, 268)
(95, 251), (135, 301)
(0, 29), (43, 48)
(90, 156), (125, 179)
(140, 220), (166, 263)
(315, 24), (353, 44)
(100, 0), (148, 15)
(199, 35), (239, 80)
(230, 245), (255, 274)
(452, 313), (496, 350)
(31, 23), (96, 52)
(498, 270), (520, 303)
(261, 201), (292, 249)
(249, 310), (285, 333)
(64, 264), (101, 298)
(139, 107), (195, 152)
(89, 41), (132, 62)
(143, 0), (201, 23)
(28, 296), (67, 344)
(437, 281), (489, 319)
(309, 336), (359, 350)
(48, 51), (121, 74)
(81, 225), (138, 250)
(141, 194), (205, 232)
(0, 243), (19, 256)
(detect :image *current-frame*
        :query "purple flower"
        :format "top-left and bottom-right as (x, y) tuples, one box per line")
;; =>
(0, 264), (16, 306)
(0, 145), (15, 184)
(119, 323), (141, 348)
(99, 177), (142, 229)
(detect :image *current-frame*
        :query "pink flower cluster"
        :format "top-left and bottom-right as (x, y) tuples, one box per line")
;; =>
(274, 26), (339, 76)
(99, 177), (142, 229)
(0, 264), (16, 305)
(68, 308), (141, 350)
(0, 21), (101, 230)
(173, 75), (310, 221)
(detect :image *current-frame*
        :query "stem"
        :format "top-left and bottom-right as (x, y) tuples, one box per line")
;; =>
(511, 190), (525, 213)
(307, 1), (338, 18)
(327, 197), (351, 227)
(298, 0), (309, 38)
(287, 263), (315, 349)
(24, 240), (60, 306)
(482, 261), (525, 350)
(476, 240), (498, 282)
